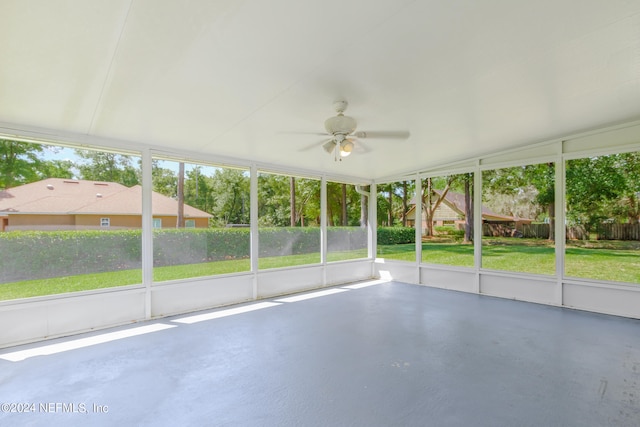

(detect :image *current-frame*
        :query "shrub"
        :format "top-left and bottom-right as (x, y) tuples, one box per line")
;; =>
(434, 226), (465, 239)
(0, 226), (416, 284)
(258, 227), (320, 257)
(327, 227), (368, 252)
(0, 230), (142, 283)
(377, 227), (415, 245)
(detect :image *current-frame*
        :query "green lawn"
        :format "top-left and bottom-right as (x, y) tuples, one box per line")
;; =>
(0, 249), (369, 301)
(565, 247), (640, 283)
(0, 241), (637, 301)
(380, 238), (639, 282)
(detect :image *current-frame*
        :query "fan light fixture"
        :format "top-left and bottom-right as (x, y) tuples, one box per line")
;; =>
(340, 139), (353, 157)
(303, 99), (409, 161)
(322, 140), (337, 154)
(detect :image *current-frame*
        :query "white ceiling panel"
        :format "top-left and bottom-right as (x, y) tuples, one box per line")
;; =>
(1, 0), (639, 179)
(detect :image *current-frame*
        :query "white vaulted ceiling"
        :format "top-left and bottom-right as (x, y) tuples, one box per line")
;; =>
(1, 0), (639, 180)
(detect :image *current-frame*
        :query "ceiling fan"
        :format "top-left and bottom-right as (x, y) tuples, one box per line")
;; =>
(298, 100), (410, 161)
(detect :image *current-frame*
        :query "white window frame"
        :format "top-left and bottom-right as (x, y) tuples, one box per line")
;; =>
(100, 217), (110, 228)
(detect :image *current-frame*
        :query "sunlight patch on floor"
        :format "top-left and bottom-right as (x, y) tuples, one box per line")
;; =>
(0, 323), (176, 362)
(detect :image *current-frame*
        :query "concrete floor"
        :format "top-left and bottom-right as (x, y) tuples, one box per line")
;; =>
(1, 281), (639, 427)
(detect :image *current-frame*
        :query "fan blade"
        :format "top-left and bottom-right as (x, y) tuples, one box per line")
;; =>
(353, 131), (410, 139)
(298, 139), (331, 152)
(352, 139), (372, 154)
(278, 131), (328, 136)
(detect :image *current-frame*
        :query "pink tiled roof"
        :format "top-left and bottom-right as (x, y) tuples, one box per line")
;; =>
(0, 178), (211, 218)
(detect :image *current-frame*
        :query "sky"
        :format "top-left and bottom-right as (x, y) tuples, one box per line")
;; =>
(39, 144), (220, 177)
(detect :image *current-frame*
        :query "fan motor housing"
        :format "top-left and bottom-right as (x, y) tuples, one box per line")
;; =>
(324, 114), (357, 135)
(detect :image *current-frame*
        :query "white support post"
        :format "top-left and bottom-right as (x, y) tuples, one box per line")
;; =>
(554, 144), (565, 306)
(320, 176), (327, 285)
(369, 182), (377, 263)
(250, 165), (259, 299)
(473, 162), (482, 294)
(414, 174), (422, 283)
(141, 148), (153, 319)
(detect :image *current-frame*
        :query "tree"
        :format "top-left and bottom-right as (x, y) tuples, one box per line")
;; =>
(360, 186), (368, 227)
(184, 167), (213, 213)
(326, 182), (364, 227)
(524, 163), (555, 240)
(611, 152), (640, 224)
(566, 153), (639, 230)
(258, 173), (291, 226)
(38, 160), (74, 180)
(75, 149), (140, 186)
(176, 162), (185, 228)
(387, 183), (393, 226)
(209, 168), (250, 226)
(483, 167), (547, 218)
(463, 173), (473, 243)
(152, 161), (177, 197)
(0, 140), (43, 189)
(422, 176), (453, 236)
(326, 182), (341, 226)
(341, 183), (348, 226)
(295, 178), (320, 226)
(290, 177), (296, 227)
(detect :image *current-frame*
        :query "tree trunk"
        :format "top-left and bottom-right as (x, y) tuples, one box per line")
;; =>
(341, 183), (347, 226)
(548, 202), (555, 241)
(360, 188), (368, 227)
(401, 181), (408, 227)
(176, 162), (185, 228)
(387, 184), (393, 226)
(423, 178), (434, 236)
(464, 174), (473, 243)
(290, 176), (296, 227)
(422, 177), (453, 237)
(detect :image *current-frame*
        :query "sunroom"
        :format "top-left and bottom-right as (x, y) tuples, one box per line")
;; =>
(0, 1), (639, 425)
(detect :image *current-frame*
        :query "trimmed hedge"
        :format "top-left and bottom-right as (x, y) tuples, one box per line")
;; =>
(154, 228), (250, 265)
(377, 227), (415, 245)
(327, 227), (368, 252)
(0, 227), (370, 283)
(0, 226), (389, 283)
(0, 230), (142, 283)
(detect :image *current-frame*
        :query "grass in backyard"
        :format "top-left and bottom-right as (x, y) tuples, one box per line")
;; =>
(1, 240), (636, 301)
(0, 270), (143, 301)
(565, 246), (640, 283)
(480, 238), (555, 275)
(0, 250), (370, 301)
(378, 238), (639, 282)
(154, 259), (251, 282)
(423, 243), (474, 267)
(258, 249), (369, 269)
(376, 243), (416, 261)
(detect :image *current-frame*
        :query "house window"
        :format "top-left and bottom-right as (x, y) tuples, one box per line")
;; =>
(153, 218), (162, 228)
(185, 219), (195, 228)
(100, 218), (110, 227)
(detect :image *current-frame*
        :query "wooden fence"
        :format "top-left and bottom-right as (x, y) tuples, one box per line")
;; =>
(483, 222), (639, 240)
(597, 223), (640, 240)
(520, 223), (550, 239)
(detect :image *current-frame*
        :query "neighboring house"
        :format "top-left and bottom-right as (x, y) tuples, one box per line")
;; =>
(0, 178), (211, 231)
(405, 190), (531, 231)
